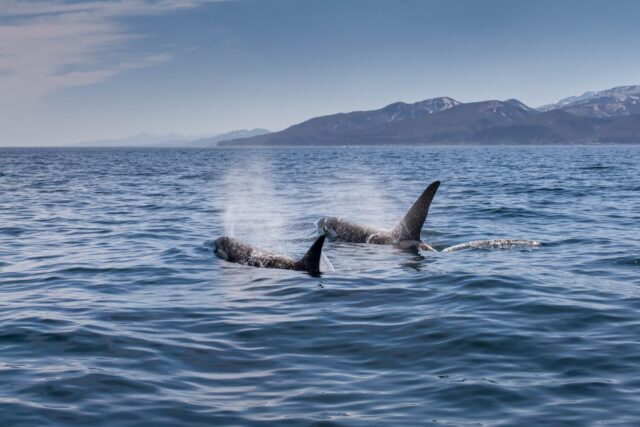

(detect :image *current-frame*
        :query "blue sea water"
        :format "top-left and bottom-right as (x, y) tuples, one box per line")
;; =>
(1, 145), (639, 426)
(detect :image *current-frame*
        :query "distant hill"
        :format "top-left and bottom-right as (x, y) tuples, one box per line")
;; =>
(74, 129), (270, 147)
(181, 129), (270, 147)
(74, 133), (203, 147)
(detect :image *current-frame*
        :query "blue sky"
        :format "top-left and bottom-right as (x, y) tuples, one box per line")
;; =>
(1, 0), (639, 146)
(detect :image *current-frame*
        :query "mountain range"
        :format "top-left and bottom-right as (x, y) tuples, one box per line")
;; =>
(74, 129), (269, 147)
(221, 85), (640, 146)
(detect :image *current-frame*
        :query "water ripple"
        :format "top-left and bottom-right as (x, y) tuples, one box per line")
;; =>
(1, 146), (640, 426)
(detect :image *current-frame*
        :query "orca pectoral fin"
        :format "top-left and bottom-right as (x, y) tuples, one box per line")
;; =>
(392, 181), (440, 242)
(299, 235), (326, 275)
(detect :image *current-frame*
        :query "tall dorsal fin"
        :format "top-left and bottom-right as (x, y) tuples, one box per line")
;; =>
(391, 181), (440, 242)
(299, 235), (326, 275)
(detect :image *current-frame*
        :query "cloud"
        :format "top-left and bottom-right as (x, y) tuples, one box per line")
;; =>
(0, 1), (214, 108)
(0, 0), (214, 16)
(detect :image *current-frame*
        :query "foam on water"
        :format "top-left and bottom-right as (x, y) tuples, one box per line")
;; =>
(442, 239), (543, 252)
(321, 253), (335, 272)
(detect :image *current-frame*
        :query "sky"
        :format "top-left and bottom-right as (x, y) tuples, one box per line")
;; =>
(1, 0), (640, 146)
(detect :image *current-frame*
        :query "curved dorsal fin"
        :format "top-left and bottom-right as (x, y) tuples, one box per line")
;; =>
(391, 181), (440, 242)
(299, 235), (326, 275)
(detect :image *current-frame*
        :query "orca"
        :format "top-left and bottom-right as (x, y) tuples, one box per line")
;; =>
(214, 235), (326, 275)
(318, 181), (440, 251)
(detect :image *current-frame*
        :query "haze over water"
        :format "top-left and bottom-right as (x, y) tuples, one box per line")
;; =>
(1, 145), (640, 426)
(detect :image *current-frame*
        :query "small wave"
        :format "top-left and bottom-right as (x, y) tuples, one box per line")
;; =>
(442, 239), (542, 252)
(593, 256), (640, 268)
(0, 227), (25, 236)
(474, 206), (543, 219)
(579, 164), (612, 170)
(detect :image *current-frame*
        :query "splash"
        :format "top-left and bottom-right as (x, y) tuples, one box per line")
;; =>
(442, 239), (542, 252)
(321, 253), (335, 272)
(221, 158), (290, 250)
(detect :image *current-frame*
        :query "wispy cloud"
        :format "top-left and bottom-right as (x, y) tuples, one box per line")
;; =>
(0, 0), (214, 17)
(0, 0), (215, 107)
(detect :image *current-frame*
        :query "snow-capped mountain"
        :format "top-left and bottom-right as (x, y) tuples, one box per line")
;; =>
(380, 97), (462, 120)
(540, 85), (640, 117)
(269, 96), (464, 135)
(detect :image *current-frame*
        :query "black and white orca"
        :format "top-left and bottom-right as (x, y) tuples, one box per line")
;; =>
(318, 181), (440, 251)
(214, 235), (326, 275)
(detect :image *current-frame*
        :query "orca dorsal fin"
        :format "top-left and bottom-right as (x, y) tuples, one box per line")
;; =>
(299, 235), (326, 275)
(391, 181), (440, 242)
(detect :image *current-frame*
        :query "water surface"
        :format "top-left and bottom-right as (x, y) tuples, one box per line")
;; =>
(1, 146), (639, 426)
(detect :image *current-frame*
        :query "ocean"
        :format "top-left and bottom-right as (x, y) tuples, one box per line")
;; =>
(1, 145), (639, 426)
